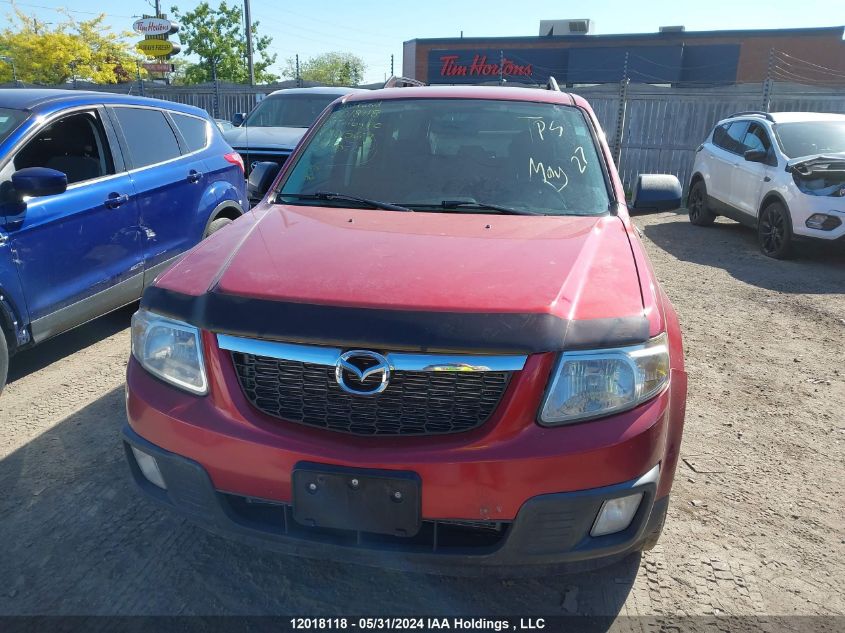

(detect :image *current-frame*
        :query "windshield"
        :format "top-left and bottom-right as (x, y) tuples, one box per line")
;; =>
(244, 93), (341, 128)
(0, 108), (28, 145)
(278, 98), (611, 216)
(775, 121), (845, 158)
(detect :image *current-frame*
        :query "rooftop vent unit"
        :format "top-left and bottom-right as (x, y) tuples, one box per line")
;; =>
(540, 19), (594, 36)
(659, 25), (686, 32)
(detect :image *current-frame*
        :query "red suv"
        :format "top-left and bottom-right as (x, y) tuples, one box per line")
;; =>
(124, 85), (687, 574)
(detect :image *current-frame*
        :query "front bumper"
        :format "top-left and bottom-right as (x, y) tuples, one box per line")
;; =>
(789, 196), (845, 241)
(123, 424), (667, 575)
(126, 350), (685, 521)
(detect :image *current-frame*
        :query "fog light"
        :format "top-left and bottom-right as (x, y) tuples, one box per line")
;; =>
(131, 446), (167, 490)
(591, 492), (643, 537)
(806, 213), (842, 231)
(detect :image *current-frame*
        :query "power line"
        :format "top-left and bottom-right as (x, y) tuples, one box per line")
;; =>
(248, 1), (388, 53)
(773, 55), (845, 79)
(771, 65), (845, 85)
(0, 0), (136, 19)
(249, 0), (387, 40)
(775, 50), (845, 77)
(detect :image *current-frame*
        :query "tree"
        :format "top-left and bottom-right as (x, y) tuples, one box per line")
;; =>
(172, 1), (277, 84)
(0, 6), (143, 84)
(167, 57), (193, 86)
(282, 52), (365, 86)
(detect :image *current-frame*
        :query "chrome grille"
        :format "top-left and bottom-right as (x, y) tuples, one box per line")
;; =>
(231, 352), (512, 436)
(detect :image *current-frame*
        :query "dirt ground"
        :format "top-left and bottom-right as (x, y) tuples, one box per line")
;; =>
(0, 211), (843, 618)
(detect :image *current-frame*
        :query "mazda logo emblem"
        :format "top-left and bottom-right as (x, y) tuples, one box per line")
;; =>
(335, 350), (391, 396)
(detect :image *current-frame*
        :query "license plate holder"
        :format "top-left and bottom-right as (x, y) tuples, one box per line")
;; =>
(292, 462), (421, 537)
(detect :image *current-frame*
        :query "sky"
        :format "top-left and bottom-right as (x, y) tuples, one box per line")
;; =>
(2, 0), (842, 83)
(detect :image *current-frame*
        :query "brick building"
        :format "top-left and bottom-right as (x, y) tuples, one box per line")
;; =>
(402, 23), (845, 86)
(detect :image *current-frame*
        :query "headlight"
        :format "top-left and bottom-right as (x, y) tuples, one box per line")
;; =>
(539, 333), (669, 425)
(131, 309), (208, 395)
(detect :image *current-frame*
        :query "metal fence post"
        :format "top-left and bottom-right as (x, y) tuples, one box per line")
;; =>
(211, 60), (220, 119)
(612, 53), (630, 169)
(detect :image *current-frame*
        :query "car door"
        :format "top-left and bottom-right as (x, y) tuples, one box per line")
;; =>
(108, 106), (210, 281)
(708, 121), (749, 208)
(0, 106), (142, 342)
(732, 122), (775, 218)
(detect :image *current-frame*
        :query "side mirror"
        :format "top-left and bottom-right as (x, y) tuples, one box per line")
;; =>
(744, 149), (768, 163)
(231, 112), (246, 127)
(247, 161), (281, 204)
(631, 174), (682, 213)
(11, 167), (68, 199)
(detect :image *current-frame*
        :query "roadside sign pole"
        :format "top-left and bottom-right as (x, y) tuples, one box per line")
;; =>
(244, 0), (255, 85)
(136, 61), (145, 97)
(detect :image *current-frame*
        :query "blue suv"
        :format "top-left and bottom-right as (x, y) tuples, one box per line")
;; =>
(0, 90), (248, 392)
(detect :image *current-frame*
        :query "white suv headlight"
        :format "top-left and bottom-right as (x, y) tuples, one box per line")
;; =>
(539, 333), (669, 425)
(131, 309), (208, 395)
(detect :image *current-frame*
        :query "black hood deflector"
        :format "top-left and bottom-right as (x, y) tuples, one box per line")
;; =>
(141, 286), (650, 354)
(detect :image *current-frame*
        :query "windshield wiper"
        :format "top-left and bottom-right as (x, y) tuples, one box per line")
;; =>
(436, 200), (543, 216)
(278, 191), (413, 212)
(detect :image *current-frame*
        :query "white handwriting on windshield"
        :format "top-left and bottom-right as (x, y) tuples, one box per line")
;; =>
(519, 117), (565, 142)
(571, 146), (587, 173)
(529, 157), (568, 192)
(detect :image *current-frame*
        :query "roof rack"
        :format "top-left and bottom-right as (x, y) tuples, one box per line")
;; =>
(727, 110), (775, 122)
(383, 76), (426, 89)
(546, 76), (561, 91)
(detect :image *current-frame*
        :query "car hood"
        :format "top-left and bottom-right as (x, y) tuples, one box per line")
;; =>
(222, 126), (306, 150)
(167, 206), (644, 322)
(786, 152), (845, 173)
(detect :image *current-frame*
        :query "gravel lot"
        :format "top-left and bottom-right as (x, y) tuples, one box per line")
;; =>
(0, 211), (843, 617)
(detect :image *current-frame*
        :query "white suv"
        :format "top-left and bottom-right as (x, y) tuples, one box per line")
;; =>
(688, 111), (845, 258)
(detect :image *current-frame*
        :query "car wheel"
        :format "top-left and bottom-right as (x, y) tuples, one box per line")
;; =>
(757, 201), (793, 259)
(687, 181), (716, 226)
(0, 330), (8, 395)
(204, 217), (233, 238)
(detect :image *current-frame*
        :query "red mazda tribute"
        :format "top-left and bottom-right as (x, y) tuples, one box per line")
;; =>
(123, 84), (687, 574)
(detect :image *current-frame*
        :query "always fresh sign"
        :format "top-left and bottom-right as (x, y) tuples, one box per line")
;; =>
(136, 39), (176, 56)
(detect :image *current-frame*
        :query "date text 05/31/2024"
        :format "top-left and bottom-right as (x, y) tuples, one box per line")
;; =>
(289, 618), (547, 631)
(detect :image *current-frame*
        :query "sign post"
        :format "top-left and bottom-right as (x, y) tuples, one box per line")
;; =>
(133, 14), (180, 83)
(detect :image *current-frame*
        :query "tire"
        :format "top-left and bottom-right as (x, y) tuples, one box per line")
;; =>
(757, 201), (794, 259)
(204, 217), (233, 238)
(0, 330), (8, 396)
(687, 180), (716, 226)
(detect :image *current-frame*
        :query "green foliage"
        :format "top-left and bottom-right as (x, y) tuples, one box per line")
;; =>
(282, 52), (366, 86)
(0, 6), (143, 84)
(172, 1), (277, 84)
